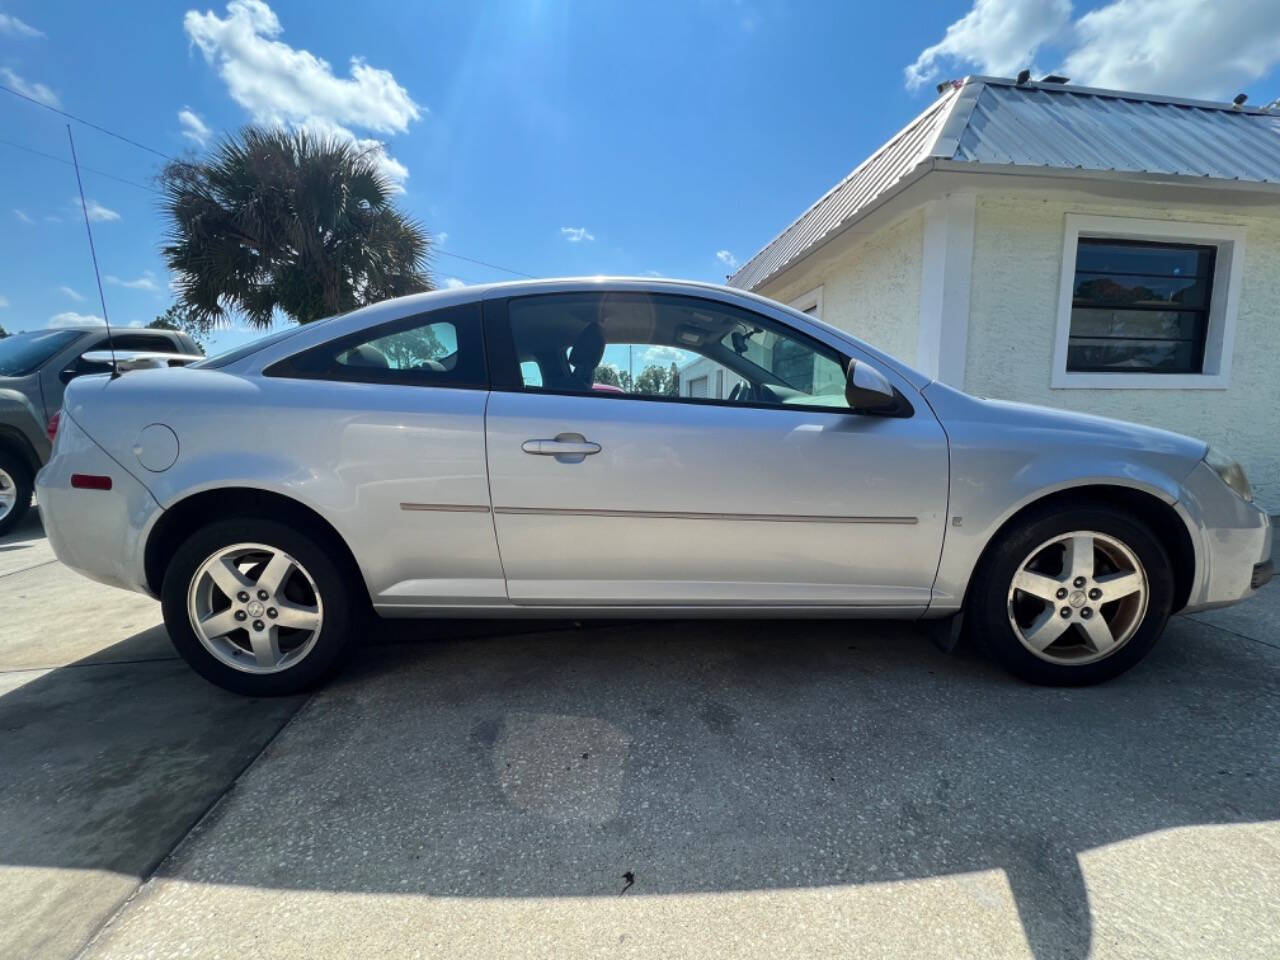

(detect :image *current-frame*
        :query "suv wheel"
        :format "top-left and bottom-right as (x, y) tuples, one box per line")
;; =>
(968, 504), (1174, 686)
(0, 450), (33, 538)
(162, 518), (358, 695)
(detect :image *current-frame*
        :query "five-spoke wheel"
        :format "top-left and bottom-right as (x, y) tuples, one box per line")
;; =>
(1007, 531), (1148, 665)
(969, 504), (1173, 686)
(162, 518), (358, 695)
(188, 543), (324, 674)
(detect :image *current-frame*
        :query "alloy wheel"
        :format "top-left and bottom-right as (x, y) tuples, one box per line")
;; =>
(1006, 530), (1148, 665)
(187, 542), (324, 674)
(0, 467), (15, 523)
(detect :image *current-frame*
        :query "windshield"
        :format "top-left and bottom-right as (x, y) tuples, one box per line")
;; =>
(0, 329), (81, 377)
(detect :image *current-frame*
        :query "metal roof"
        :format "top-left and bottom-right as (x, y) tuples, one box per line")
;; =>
(730, 76), (1280, 291)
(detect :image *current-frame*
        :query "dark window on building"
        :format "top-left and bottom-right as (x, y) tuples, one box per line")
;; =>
(1066, 239), (1215, 374)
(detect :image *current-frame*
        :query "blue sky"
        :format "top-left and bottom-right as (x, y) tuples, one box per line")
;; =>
(3, 0), (1279, 355)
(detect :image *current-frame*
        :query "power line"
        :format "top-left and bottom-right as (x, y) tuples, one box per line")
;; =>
(0, 137), (158, 193)
(1, 83), (173, 161)
(3, 86), (539, 280)
(435, 249), (536, 278)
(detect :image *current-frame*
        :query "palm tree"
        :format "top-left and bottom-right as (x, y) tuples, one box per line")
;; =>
(160, 127), (432, 328)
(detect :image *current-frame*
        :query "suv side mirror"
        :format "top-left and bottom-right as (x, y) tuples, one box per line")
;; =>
(845, 360), (900, 415)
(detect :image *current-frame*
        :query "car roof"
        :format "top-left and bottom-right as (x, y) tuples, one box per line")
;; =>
(217, 277), (933, 391)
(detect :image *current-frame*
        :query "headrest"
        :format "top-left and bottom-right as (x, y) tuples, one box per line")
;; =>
(343, 344), (390, 368)
(568, 322), (606, 380)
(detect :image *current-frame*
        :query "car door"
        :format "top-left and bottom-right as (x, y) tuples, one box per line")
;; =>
(483, 289), (949, 609)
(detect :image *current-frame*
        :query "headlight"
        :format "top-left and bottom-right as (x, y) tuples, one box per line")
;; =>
(1204, 446), (1253, 503)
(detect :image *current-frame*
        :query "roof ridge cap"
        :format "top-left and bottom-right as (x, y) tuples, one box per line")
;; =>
(975, 74), (1280, 115)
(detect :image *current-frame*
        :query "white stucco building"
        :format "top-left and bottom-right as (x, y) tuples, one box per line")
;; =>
(729, 76), (1280, 511)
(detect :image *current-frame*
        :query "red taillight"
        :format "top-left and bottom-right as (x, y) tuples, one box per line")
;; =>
(47, 409), (61, 444)
(71, 473), (112, 490)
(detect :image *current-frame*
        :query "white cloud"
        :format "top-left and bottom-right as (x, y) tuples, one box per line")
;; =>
(48, 311), (105, 328)
(435, 231), (448, 246)
(644, 270), (664, 277)
(441, 277), (466, 289)
(906, 0), (1280, 101)
(106, 271), (160, 291)
(0, 67), (58, 107)
(561, 226), (595, 243)
(0, 295), (9, 308)
(715, 250), (739, 269)
(905, 0), (1071, 90)
(0, 13), (42, 38)
(13, 209), (33, 224)
(639, 345), (687, 368)
(293, 115), (409, 184)
(59, 286), (84, 302)
(1063, 0), (1280, 100)
(184, 0), (421, 183)
(178, 107), (213, 145)
(72, 197), (120, 222)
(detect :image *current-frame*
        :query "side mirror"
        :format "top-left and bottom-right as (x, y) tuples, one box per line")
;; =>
(845, 360), (898, 414)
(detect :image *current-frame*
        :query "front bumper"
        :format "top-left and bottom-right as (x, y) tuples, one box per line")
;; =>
(1179, 461), (1273, 613)
(1254, 558), (1275, 591)
(35, 411), (161, 596)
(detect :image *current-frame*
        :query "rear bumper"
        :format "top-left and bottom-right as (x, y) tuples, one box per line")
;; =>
(35, 411), (160, 596)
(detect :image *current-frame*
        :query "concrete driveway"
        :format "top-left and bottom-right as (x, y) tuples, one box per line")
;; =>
(2, 512), (1277, 959)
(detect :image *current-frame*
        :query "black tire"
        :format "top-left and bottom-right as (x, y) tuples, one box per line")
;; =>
(0, 449), (33, 538)
(162, 518), (359, 696)
(967, 503), (1174, 686)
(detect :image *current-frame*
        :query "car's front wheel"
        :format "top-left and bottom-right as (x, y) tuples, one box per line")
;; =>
(161, 518), (358, 695)
(968, 504), (1174, 685)
(0, 450), (33, 538)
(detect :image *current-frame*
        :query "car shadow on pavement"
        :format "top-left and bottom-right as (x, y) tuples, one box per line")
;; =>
(3, 614), (1278, 960)
(0, 509), (46, 551)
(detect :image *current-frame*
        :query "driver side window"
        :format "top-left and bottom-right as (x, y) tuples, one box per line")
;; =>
(505, 292), (849, 410)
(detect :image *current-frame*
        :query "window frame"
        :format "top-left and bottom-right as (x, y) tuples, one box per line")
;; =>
(264, 302), (488, 389)
(789, 285), (824, 318)
(1052, 215), (1245, 390)
(484, 291), (913, 418)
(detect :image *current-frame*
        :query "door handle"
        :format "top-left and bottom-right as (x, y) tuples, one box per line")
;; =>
(521, 433), (601, 462)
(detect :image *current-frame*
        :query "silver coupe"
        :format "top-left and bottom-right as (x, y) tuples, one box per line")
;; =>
(36, 279), (1272, 695)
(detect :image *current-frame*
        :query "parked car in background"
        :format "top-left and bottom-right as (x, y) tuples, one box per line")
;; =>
(0, 380), (49, 537)
(0, 327), (201, 534)
(36, 279), (1273, 695)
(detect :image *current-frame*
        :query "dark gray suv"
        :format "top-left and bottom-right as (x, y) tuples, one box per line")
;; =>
(0, 327), (200, 535)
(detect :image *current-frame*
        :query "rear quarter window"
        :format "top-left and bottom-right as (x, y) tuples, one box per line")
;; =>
(265, 302), (486, 388)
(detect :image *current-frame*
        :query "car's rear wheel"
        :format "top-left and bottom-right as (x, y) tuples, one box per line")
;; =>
(162, 518), (358, 695)
(0, 451), (33, 538)
(968, 504), (1174, 685)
